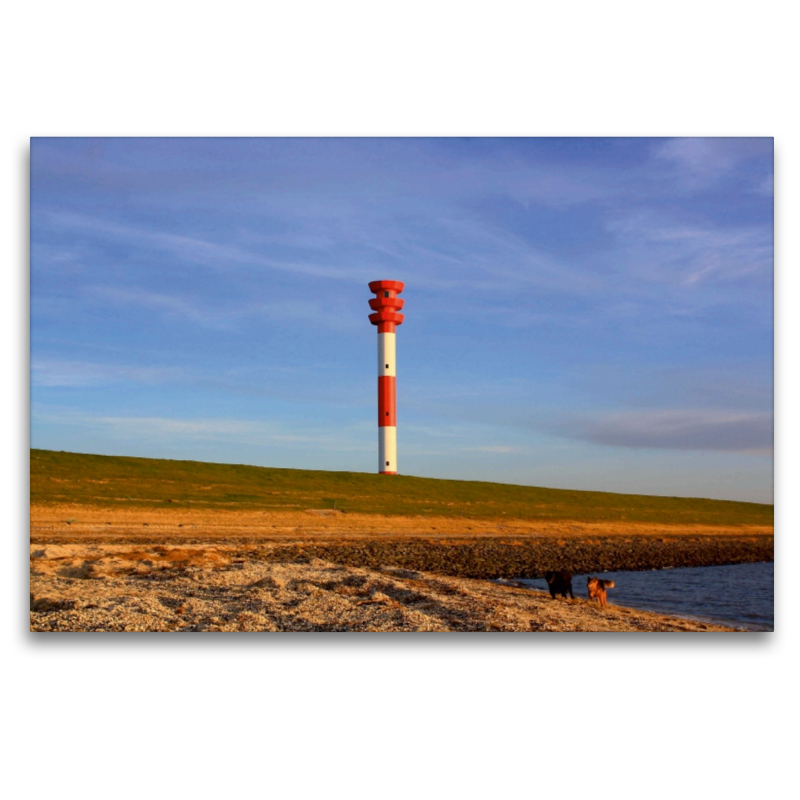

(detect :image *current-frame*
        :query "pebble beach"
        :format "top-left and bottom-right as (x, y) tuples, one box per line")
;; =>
(30, 542), (741, 632)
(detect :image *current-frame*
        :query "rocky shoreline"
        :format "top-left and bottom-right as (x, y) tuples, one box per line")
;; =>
(222, 534), (773, 580)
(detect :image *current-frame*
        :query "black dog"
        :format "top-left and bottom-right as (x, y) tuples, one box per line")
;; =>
(544, 570), (574, 599)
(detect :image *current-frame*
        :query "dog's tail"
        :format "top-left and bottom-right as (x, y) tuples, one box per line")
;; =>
(599, 579), (615, 589)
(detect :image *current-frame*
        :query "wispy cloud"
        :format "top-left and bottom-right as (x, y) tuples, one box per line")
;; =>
(82, 286), (361, 332)
(88, 287), (240, 330)
(30, 242), (92, 273)
(32, 407), (374, 452)
(558, 409), (773, 455)
(605, 210), (772, 290)
(40, 211), (369, 283)
(461, 445), (519, 453)
(40, 206), (599, 301)
(653, 138), (773, 191)
(31, 359), (189, 388)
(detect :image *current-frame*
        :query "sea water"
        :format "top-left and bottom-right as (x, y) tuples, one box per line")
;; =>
(514, 561), (774, 631)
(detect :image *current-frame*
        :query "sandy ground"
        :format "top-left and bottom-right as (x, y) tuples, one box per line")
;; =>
(30, 541), (742, 632)
(30, 503), (774, 542)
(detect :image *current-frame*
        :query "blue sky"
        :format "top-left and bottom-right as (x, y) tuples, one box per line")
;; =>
(30, 137), (773, 503)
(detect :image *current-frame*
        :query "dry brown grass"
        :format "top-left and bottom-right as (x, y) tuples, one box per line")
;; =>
(30, 503), (773, 543)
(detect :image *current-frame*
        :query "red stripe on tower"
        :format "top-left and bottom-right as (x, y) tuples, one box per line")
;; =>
(378, 376), (397, 426)
(368, 280), (404, 474)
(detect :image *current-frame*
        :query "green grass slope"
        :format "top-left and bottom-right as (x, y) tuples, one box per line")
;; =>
(30, 449), (773, 526)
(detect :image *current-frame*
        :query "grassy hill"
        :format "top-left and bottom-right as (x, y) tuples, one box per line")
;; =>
(30, 449), (773, 527)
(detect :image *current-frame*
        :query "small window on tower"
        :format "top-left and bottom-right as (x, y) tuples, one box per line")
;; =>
(385, 363), (389, 369)
(386, 461), (390, 466)
(384, 291), (389, 297)
(386, 412), (389, 416)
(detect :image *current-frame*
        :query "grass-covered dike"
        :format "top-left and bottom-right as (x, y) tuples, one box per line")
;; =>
(30, 449), (773, 527)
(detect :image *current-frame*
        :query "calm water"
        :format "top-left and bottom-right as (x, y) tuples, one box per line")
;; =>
(514, 561), (774, 631)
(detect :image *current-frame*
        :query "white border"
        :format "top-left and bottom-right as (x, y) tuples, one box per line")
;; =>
(5, 3), (795, 797)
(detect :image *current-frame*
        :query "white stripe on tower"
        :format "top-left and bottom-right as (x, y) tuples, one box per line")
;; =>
(378, 332), (396, 378)
(379, 425), (397, 475)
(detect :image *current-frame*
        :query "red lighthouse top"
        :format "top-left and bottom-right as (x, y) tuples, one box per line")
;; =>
(368, 280), (405, 333)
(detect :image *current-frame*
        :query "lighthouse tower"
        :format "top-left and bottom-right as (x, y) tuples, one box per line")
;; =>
(368, 280), (405, 475)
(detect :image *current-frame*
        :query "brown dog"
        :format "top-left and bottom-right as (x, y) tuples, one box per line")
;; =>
(587, 577), (615, 607)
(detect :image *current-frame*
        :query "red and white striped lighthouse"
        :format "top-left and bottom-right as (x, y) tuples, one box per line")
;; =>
(368, 280), (405, 475)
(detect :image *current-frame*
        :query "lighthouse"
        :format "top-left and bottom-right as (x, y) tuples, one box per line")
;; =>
(368, 280), (405, 475)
